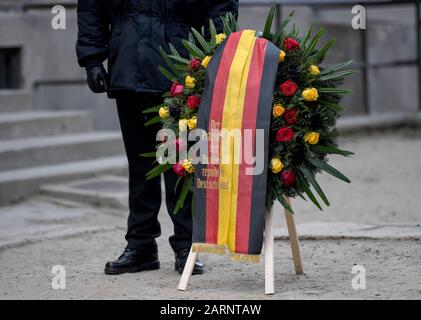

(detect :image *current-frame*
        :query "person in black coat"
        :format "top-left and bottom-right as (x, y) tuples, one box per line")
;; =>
(76, 0), (238, 275)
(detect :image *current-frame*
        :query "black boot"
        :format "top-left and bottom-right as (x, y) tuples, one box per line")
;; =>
(104, 249), (160, 275)
(175, 248), (204, 275)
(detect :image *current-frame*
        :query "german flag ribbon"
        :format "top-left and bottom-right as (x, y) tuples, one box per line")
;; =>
(193, 30), (280, 262)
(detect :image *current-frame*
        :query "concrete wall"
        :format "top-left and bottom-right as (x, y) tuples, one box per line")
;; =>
(239, 4), (420, 116)
(0, 1), (118, 130)
(0, 1), (419, 129)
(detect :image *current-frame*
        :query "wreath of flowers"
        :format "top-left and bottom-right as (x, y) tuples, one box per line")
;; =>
(143, 9), (355, 213)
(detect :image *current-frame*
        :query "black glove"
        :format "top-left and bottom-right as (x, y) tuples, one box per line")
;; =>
(86, 65), (108, 93)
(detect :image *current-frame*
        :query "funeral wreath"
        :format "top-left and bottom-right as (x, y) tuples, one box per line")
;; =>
(142, 8), (355, 213)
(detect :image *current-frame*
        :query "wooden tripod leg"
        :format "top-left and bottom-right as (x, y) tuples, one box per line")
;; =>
(178, 247), (198, 291)
(284, 197), (304, 275)
(264, 208), (275, 295)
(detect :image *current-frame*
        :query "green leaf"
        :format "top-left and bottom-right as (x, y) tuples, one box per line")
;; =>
(221, 14), (232, 34)
(146, 163), (172, 180)
(310, 144), (354, 157)
(304, 28), (325, 57)
(191, 28), (211, 54)
(169, 43), (181, 57)
(144, 115), (162, 126)
(209, 19), (217, 45)
(297, 174), (323, 211)
(300, 26), (313, 48)
(308, 157), (351, 183)
(174, 177), (193, 214)
(167, 54), (190, 65)
(227, 12), (239, 32)
(159, 47), (178, 75)
(188, 32), (195, 44)
(181, 39), (205, 59)
(142, 104), (163, 114)
(174, 175), (183, 194)
(308, 38), (335, 62)
(318, 99), (343, 111)
(320, 60), (354, 75)
(140, 152), (157, 158)
(318, 88), (352, 94)
(278, 195), (294, 213)
(300, 166), (330, 206)
(159, 66), (176, 82)
(262, 5), (276, 39)
(277, 11), (294, 33)
(318, 70), (357, 81)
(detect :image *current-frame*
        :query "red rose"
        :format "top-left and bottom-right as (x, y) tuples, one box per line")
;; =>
(187, 95), (201, 109)
(170, 82), (184, 97)
(172, 162), (186, 176)
(189, 58), (201, 71)
(279, 80), (298, 96)
(280, 169), (296, 187)
(284, 109), (297, 125)
(175, 139), (185, 152)
(283, 37), (300, 51)
(276, 127), (295, 142)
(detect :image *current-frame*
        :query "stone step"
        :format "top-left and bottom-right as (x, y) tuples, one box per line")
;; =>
(0, 111), (92, 140)
(39, 175), (165, 210)
(40, 175), (129, 210)
(0, 132), (124, 171)
(0, 156), (127, 206)
(0, 90), (31, 113)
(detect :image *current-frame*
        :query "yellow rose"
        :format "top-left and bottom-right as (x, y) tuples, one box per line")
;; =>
(201, 56), (211, 69)
(270, 158), (284, 174)
(302, 87), (319, 102)
(159, 106), (170, 119)
(181, 159), (195, 174)
(215, 33), (227, 45)
(304, 132), (320, 145)
(272, 103), (285, 118)
(179, 119), (188, 132)
(187, 116), (197, 130)
(309, 65), (320, 76)
(185, 75), (196, 89)
(279, 50), (286, 63)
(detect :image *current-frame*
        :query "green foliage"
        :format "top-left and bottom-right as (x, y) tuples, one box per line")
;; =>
(140, 152), (157, 158)
(174, 177), (193, 214)
(262, 5), (276, 39)
(191, 28), (211, 54)
(146, 11), (354, 214)
(181, 39), (205, 59)
(146, 163), (172, 180)
(144, 115), (162, 126)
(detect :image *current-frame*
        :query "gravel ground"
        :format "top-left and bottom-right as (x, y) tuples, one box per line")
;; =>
(1, 228), (420, 300)
(1, 130), (421, 300)
(278, 129), (421, 225)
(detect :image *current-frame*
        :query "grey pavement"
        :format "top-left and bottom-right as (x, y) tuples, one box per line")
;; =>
(1, 130), (421, 299)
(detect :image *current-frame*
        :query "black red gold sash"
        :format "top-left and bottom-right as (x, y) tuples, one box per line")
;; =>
(193, 30), (280, 262)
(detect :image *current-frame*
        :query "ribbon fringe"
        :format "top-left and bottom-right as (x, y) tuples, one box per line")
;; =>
(230, 253), (260, 264)
(192, 243), (260, 263)
(192, 243), (226, 255)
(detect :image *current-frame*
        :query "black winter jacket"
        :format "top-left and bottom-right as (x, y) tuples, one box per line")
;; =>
(76, 0), (238, 96)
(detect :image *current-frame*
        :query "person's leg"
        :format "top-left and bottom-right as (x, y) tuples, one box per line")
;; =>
(163, 170), (193, 253)
(116, 92), (162, 253)
(164, 170), (203, 274)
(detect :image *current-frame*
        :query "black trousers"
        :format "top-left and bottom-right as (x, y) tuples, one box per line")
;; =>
(116, 92), (193, 253)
